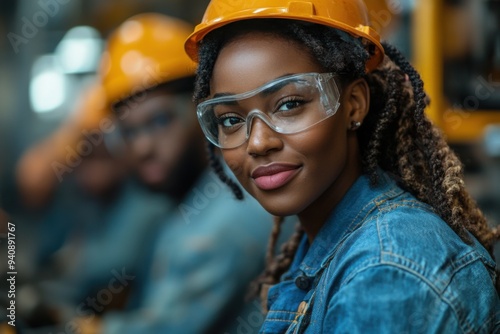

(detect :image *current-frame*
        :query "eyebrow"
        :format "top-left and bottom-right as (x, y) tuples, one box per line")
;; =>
(211, 73), (298, 99)
(213, 92), (234, 99)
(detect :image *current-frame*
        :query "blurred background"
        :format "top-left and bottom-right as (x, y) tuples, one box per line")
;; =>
(0, 0), (210, 211)
(0, 0), (499, 331)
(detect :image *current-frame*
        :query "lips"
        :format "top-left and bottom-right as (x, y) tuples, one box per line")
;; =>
(251, 163), (301, 190)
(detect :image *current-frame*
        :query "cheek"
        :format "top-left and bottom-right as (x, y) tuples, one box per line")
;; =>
(313, 127), (346, 162)
(221, 149), (247, 184)
(156, 124), (187, 162)
(295, 118), (349, 181)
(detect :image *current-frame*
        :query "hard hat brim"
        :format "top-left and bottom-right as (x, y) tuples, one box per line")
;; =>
(185, 10), (384, 72)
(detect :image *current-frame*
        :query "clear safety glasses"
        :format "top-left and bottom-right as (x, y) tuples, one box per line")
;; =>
(197, 72), (341, 149)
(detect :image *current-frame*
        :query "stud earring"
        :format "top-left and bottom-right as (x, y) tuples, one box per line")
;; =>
(351, 121), (362, 130)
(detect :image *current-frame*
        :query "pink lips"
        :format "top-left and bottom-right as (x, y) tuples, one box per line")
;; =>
(251, 163), (301, 190)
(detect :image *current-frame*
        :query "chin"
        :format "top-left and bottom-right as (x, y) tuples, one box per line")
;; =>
(241, 185), (301, 217)
(136, 174), (167, 192)
(256, 196), (303, 217)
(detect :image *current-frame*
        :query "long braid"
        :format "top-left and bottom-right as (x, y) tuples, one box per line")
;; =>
(363, 54), (432, 199)
(247, 218), (305, 305)
(247, 216), (283, 301)
(266, 216), (284, 266)
(361, 58), (407, 183)
(381, 43), (495, 249)
(206, 141), (244, 200)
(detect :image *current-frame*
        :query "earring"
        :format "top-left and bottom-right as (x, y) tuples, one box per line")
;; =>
(351, 121), (361, 130)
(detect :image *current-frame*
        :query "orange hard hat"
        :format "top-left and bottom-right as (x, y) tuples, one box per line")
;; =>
(74, 83), (108, 131)
(185, 0), (384, 71)
(100, 13), (197, 106)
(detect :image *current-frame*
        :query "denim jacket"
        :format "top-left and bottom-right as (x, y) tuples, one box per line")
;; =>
(260, 172), (499, 334)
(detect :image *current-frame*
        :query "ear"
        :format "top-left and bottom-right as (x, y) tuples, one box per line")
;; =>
(342, 78), (370, 131)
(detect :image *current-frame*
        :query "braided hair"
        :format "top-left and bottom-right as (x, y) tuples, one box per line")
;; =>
(193, 19), (500, 297)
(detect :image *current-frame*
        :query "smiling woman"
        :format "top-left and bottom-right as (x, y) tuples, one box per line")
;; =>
(186, 0), (500, 333)
(209, 33), (363, 227)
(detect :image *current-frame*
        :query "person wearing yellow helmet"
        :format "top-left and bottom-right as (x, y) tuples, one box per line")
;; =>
(186, 0), (500, 333)
(72, 12), (271, 334)
(13, 81), (176, 332)
(100, 13), (199, 194)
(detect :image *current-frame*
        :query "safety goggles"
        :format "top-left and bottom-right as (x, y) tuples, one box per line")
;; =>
(197, 72), (341, 149)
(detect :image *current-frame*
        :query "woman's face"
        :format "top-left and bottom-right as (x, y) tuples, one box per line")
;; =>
(210, 32), (367, 226)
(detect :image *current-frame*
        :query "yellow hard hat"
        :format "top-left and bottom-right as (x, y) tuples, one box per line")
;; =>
(74, 83), (108, 131)
(185, 0), (384, 71)
(101, 13), (197, 106)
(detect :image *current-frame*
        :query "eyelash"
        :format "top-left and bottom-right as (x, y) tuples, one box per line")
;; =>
(214, 95), (308, 125)
(216, 113), (244, 127)
(276, 96), (306, 112)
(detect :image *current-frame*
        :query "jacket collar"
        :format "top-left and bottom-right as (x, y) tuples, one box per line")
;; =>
(288, 171), (405, 278)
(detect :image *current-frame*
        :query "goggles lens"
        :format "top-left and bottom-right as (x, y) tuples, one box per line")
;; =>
(197, 72), (341, 149)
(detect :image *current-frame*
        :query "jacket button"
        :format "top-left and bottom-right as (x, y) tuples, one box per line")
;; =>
(295, 275), (311, 290)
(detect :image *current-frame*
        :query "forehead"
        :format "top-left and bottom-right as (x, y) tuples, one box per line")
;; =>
(210, 32), (322, 96)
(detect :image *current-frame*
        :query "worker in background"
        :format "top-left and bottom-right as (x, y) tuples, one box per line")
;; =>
(14, 83), (171, 331)
(74, 13), (272, 334)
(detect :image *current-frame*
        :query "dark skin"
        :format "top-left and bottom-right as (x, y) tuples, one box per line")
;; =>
(117, 86), (207, 200)
(210, 33), (370, 241)
(76, 141), (127, 200)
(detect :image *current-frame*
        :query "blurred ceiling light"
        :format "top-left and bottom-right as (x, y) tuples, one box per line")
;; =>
(484, 125), (500, 158)
(55, 26), (103, 74)
(30, 55), (66, 114)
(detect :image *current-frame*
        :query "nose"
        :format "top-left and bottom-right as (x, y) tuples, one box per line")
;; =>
(130, 131), (154, 160)
(246, 116), (283, 156)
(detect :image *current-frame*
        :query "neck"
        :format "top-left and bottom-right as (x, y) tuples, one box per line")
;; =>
(298, 146), (362, 244)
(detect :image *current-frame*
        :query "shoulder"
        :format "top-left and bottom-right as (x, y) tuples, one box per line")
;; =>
(338, 192), (497, 286)
(322, 194), (499, 333)
(324, 262), (500, 334)
(373, 196), (497, 285)
(120, 179), (174, 218)
(177, 181), (272, 241)
(166, 171), (272, 252)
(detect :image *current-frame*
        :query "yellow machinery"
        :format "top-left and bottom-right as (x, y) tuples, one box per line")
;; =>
(413, 0), (500, 143)
(367, 0), (500, 143)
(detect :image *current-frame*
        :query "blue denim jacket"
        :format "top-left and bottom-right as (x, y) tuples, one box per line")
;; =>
(261, 172), (499, 333)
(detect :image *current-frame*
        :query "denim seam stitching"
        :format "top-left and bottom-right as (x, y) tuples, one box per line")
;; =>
(379, 257), (478, 333)
(336, 262), (471, 333)
(477, 310), (500, 333)
(301, 185), (404, 273)
(268, 311), (300, 315)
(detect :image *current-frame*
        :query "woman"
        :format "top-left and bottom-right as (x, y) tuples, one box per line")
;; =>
(185, 1), (500, 332)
